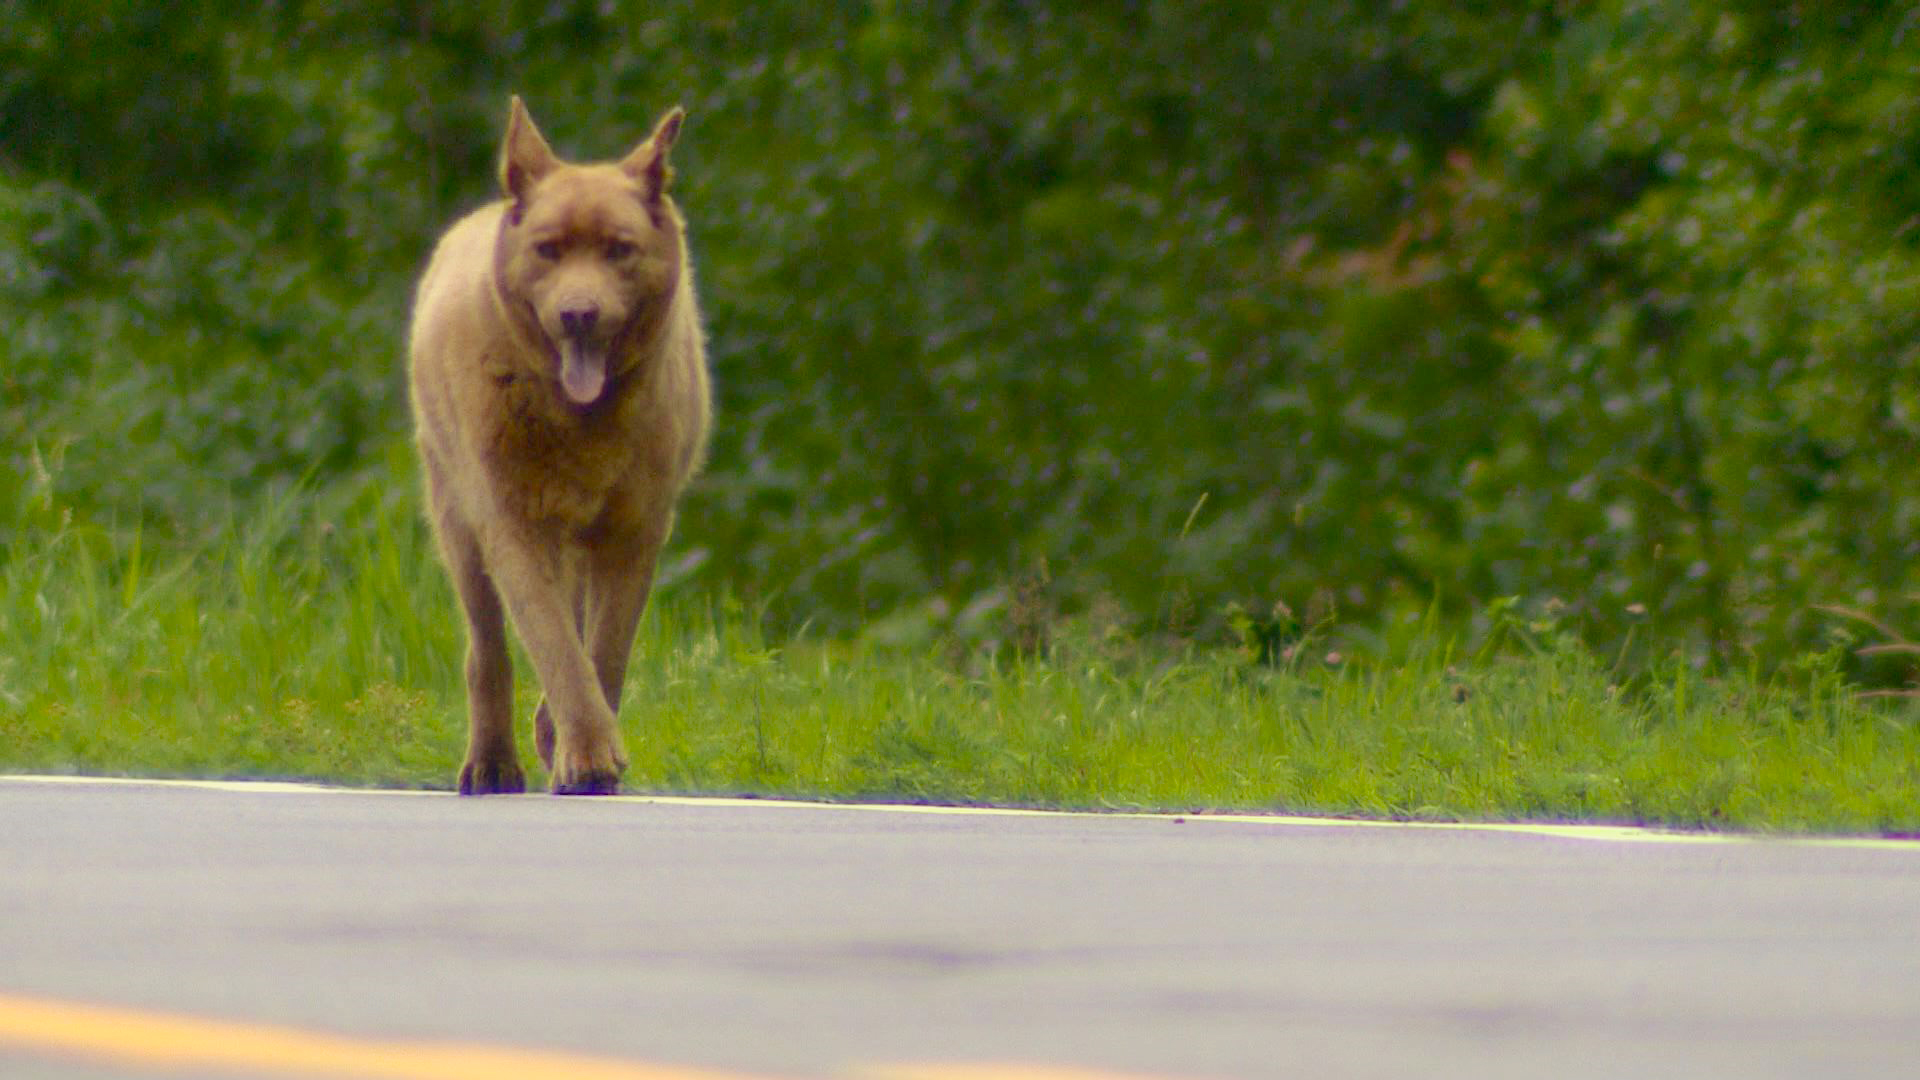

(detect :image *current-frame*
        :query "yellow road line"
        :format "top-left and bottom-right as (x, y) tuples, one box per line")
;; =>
(864, 1060), (1190, 1068)
(5, 773), (1918, 850)
(0, 993), (777, 1080)
(0, 993), (1198, 1080)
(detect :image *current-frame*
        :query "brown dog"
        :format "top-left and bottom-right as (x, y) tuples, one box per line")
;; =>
(407, 97), (710, 794)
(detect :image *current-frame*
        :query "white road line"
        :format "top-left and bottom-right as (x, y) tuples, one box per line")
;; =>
(3, 773), (1916, 850)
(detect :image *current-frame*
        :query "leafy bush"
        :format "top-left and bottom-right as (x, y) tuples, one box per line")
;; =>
(5, 2), (1920, 676)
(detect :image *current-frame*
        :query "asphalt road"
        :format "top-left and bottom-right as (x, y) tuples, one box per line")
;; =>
(1, 776), (1918, 1080)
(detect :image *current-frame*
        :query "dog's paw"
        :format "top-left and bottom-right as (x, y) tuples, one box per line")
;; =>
(550, 767), (622, 796)
(549, 737), (626, 796)
(458, 756), (527, 796)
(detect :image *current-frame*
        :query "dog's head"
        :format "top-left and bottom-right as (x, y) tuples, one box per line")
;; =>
(493, 96), (685, 408)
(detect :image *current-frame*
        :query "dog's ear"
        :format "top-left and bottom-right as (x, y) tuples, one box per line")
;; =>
(620, 106), (685, 199)
(499, 95), (559, 209)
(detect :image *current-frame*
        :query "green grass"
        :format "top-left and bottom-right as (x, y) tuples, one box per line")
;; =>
(3, 450), (1918, 834)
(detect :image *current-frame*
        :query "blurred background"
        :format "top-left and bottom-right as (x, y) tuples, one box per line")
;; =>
(5, 2), (1920, 671)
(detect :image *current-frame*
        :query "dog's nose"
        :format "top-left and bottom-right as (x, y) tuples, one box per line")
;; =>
(559, 306), (599, 338)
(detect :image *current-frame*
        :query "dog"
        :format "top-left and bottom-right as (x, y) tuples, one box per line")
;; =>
(407, 96), (710, 794)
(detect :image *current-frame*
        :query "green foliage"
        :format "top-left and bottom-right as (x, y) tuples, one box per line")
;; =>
(5, 2), (1920, 673)
(3, 460), (1917, 832)
(1451, 2), (1920, 665)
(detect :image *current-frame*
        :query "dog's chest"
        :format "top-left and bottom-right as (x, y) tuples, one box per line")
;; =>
(485, 387), (653, 532)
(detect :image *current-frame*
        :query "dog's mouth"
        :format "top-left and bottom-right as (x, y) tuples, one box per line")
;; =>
(557, 335), (608, 406)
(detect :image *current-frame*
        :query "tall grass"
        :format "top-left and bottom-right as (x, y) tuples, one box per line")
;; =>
(1, 441), (457, 785)
(3, 448), (1917, 834)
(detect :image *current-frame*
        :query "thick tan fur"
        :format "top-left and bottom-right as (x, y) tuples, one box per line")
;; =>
(408, 97), (710, 795)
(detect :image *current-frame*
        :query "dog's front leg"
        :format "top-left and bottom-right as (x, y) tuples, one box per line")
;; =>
(483, 529), (628, 795)
(422, 460), (525, 795)
(583, 520), (670, 720)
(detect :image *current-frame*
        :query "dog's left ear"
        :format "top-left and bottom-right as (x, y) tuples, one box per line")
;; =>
(500, 95), (560, 212)
(621, 106), (685, 199)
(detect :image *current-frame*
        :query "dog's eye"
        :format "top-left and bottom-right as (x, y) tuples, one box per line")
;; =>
(605, 240), (635, 260)
(534, 241), (562, 260)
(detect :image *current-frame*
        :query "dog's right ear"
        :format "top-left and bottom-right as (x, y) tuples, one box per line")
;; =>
(499, 95), (558, 215)
(620, 106), (685, 202)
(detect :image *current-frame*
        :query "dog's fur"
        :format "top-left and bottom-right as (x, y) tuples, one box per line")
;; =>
(408, 97), (710, 795)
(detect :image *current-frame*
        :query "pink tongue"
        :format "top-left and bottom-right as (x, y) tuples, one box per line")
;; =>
(559, 340), (606, 404)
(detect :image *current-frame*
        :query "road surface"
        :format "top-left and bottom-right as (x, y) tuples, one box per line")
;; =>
(1, 775), (1917, 1079)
